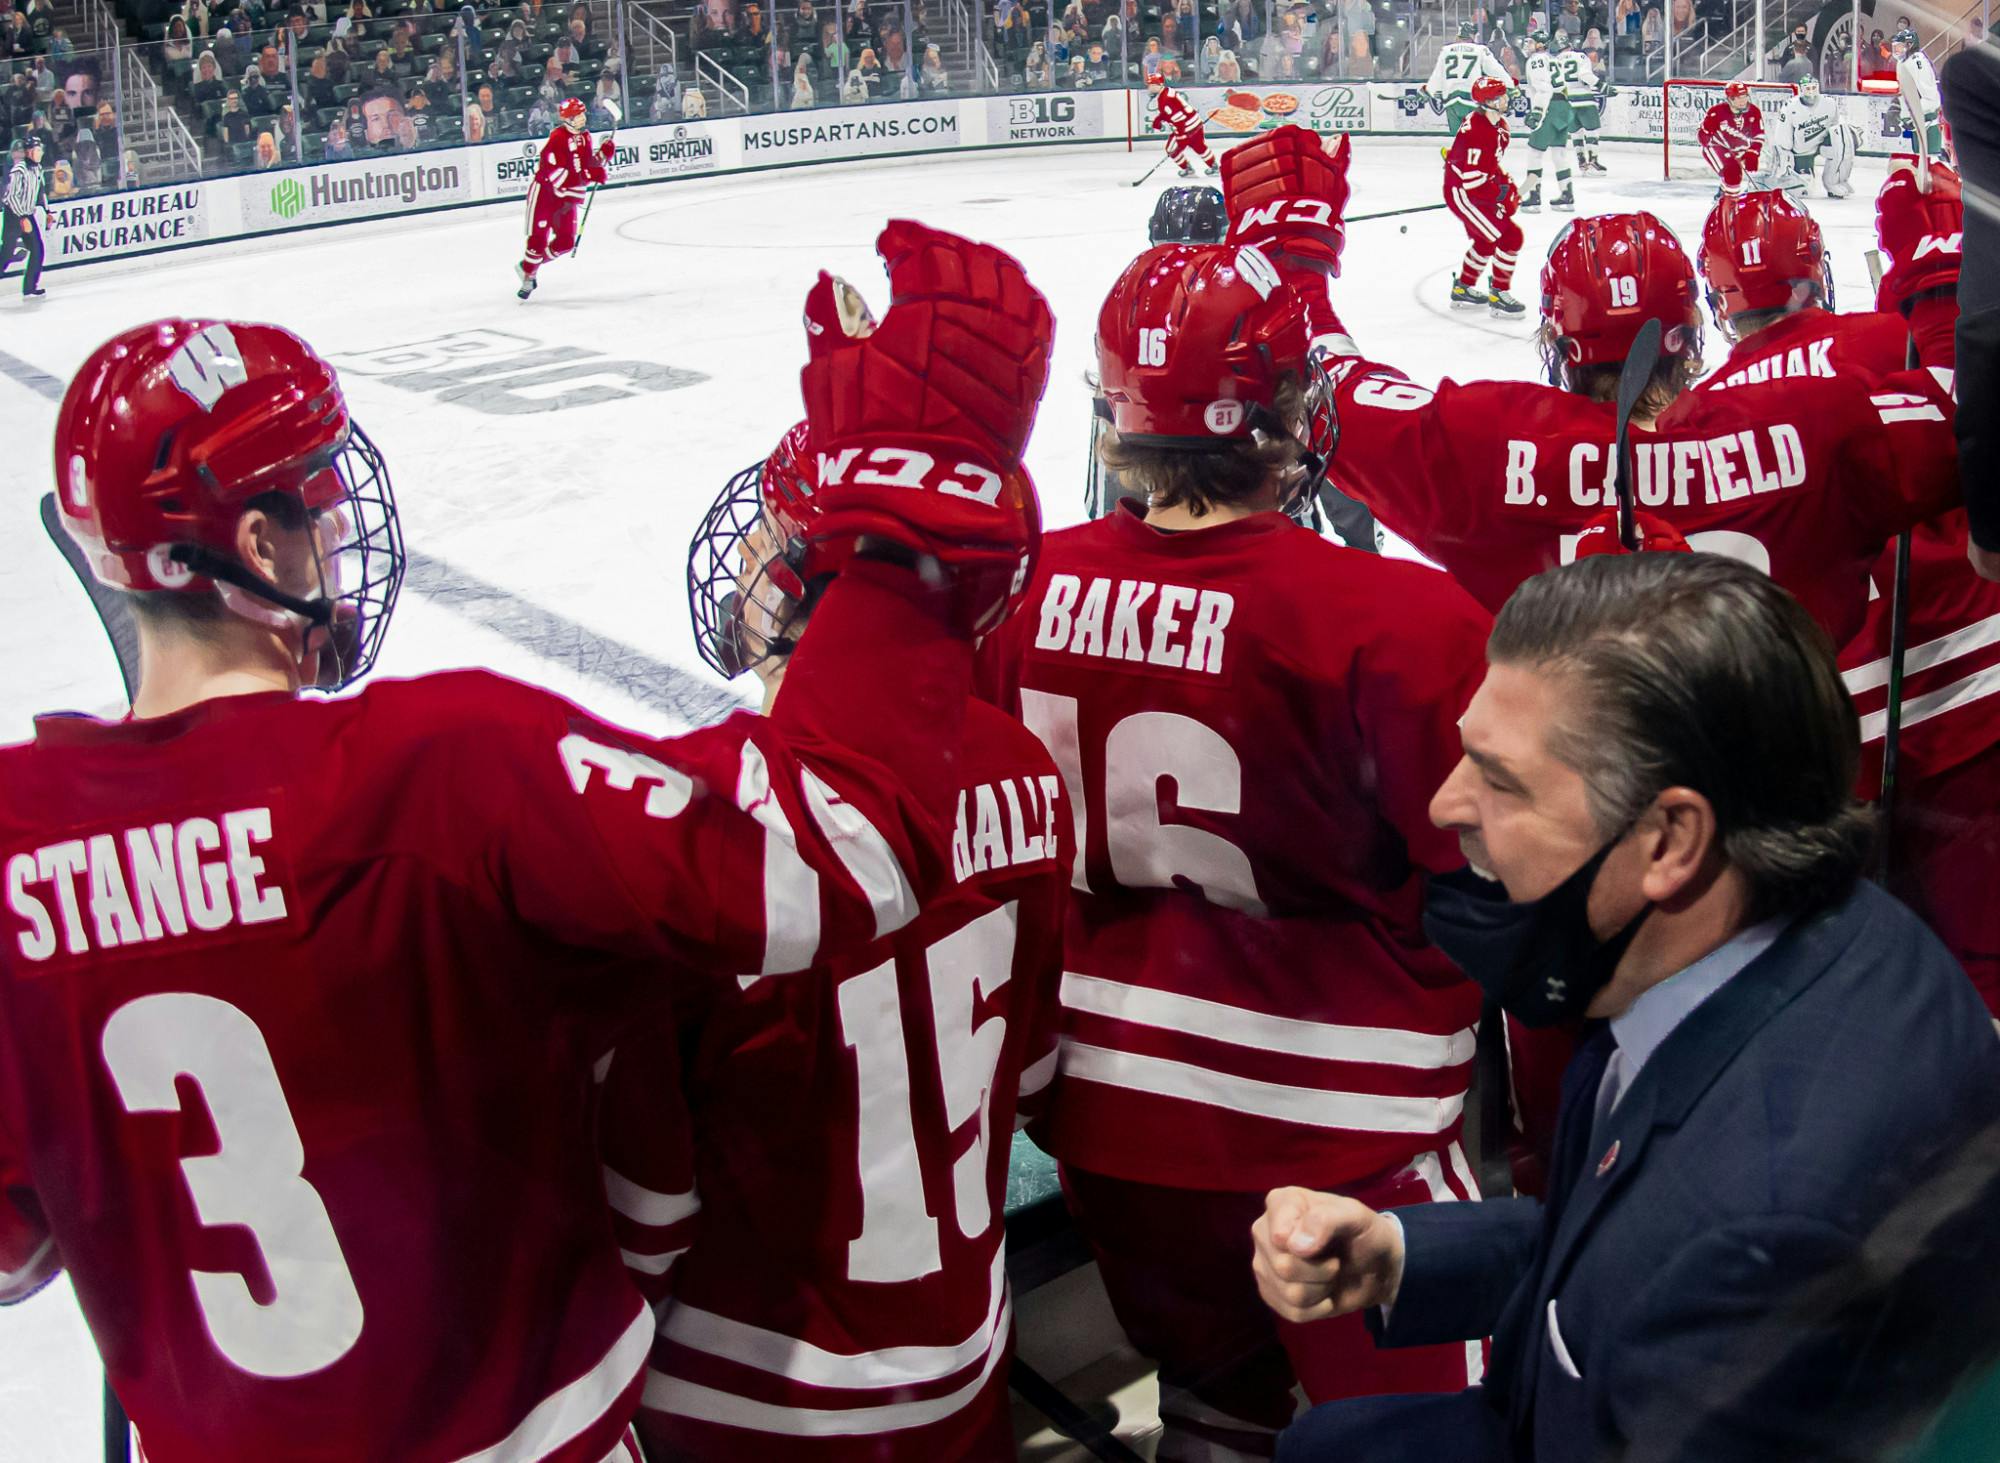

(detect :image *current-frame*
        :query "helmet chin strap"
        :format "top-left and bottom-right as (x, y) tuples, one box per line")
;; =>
(169, 544), (335, 630)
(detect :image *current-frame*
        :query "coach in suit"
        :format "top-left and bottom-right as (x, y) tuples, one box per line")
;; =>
(1256, 553), (2000, 1463)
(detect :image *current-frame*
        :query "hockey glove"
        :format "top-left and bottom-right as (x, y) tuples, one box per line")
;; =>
(1876, 155), (1962, 316)
(798, 219), (1053, 635)
(1222, 124), (1351, 277)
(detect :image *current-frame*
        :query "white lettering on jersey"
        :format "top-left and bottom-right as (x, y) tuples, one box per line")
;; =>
(1032, 575), (1233, 674)
(1519, 425), (1808, 509)
(167, 324), (250, 411)
(7, 809), (289, 962)
(1708, 339), (1836, 392)
(950, 775), (1062, 882)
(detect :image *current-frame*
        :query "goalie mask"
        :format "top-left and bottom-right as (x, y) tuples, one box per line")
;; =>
(54, 319), (405, 691)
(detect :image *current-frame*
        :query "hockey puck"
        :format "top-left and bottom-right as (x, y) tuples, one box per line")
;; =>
(1399, 224), (1408, 233)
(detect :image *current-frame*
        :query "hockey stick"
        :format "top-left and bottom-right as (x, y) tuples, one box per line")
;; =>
(1008, 1354), (1148, 1463)
(574, 103), (621, 259)
(1611, 316), (1662, 551)
(1129, 108), (1220, 186)
(1877, 332), (1921, 877)
(1347, 201), (1451, 223)
(40, 491), (140, 701)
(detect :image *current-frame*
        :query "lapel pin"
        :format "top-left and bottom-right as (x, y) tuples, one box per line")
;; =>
(1595, 1139), (1620, 1178)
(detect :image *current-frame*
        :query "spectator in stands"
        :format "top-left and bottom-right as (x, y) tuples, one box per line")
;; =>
(1276, 7), (1305, 62)
(190, 49), (225, 104)
(253, 128), (279, 165)
(383, 19), (413, 61)
(848, 42), (879, 93)
(1341, 0), (1374, 56)
(276, 98), (304, 157)
(786, 51), (811, 103)
(1159, 11), (1186, 58)
(23, 108), (51, 159)
(1217, 44), (1240, 78)
(1226, 0), (1264, 46)
(298, 51), (333, 106)
(257, 43), (284, 85)
(818, 18), (849, 72)
(457, 100), (482, 139)
(1138, 33), (1162, 75)
(70, 130), (99, 187)
(48, 156), (73, 198)
(1666, 0), (1696, 43)
(422, 47), (457, 105)
(1061, 52), (1087, 84)
(21, 0), (52, 48)
(682, 81), (706, 115)
(454, 3), (483, 52)
(525, 88), (554, 128)
(88, 99), (116, 154)
(995, 0), (1030, 58)
(1612, 0), (1638, 35)
(1078, 36), (1105, 77)
(119, 147), (138, 188)
(164, 15), (196, 63)
(1044, 21), (1067, 60)
(219, 86), (252, 145)
(918, 40), (947, 90)
(880, 22), (907, 71)
(1344, 23), (1373, 74)
(1778, 37), (1813, 83)
(45, 25), (70, 62)
(1099, 6), (1124, 57)
(48, 93), (72, 144)
(1641, 3), (1661, 49)
(210, 24), (242, 75)
(1024, 35), (1054, 84)
(324, 117), (352, 155)
(59, 56), (99, 112)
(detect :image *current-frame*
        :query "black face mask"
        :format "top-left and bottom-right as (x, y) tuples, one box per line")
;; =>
(1422, 839), (1652, 1028)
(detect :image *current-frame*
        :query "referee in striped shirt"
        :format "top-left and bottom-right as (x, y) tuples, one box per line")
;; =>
(1, 136), (48, 297)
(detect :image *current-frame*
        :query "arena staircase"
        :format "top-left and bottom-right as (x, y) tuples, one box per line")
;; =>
(65, 0), (202, 182)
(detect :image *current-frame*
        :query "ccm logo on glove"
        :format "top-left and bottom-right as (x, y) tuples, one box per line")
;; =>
(817, 446), (1006, 507)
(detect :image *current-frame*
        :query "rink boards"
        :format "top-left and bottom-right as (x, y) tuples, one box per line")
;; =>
(41, 83), (1914, 274)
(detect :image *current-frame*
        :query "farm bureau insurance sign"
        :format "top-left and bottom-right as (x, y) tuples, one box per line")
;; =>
(47, 185), (209, 263)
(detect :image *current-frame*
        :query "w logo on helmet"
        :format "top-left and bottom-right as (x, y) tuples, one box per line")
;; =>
(168, 325), (251, 412)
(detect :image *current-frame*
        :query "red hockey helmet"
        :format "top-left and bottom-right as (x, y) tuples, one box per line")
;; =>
(53, 319), (404, 689)
(558, 96), (587, 127)
(1723, 80), (1751, 103)
(1539, 213), (1702, 380)
(1699, 189), (1827, 332)
(1147, 71), (1167, 89)
(1471, 77), (1508, 107)
(1571, 508), (1692, 558)
(1096, 242), (1337, 511)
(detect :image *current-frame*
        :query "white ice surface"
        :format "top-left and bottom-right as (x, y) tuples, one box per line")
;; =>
(0, 137), (1898, 1458)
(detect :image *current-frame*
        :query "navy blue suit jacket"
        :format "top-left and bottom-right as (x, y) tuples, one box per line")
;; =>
(1280, 882), (2000, 1463)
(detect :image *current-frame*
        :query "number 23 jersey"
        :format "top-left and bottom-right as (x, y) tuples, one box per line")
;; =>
(978, 503), (1490, 1192)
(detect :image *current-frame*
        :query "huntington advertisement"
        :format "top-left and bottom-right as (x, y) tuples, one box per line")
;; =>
(244, 155), (476, 231)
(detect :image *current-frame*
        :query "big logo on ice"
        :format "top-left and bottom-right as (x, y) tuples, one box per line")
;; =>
(334, 328), (709, 416)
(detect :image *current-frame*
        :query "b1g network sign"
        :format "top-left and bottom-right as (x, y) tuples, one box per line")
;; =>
(243, 154), (475, 230)
(990, 93), (1109, 143)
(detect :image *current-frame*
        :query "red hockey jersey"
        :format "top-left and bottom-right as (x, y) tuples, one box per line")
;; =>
(979, 504), (1489, 1193)
(532, 123), (609, 204)
(1323, 340), (1959, 645)
(1446, 111), (1510, 201)
(1697, 100), (1763, 157)
(0, 572), (968, 1463)
(1150, 84), (1201, 137)
(597, 703), (1068, 1460)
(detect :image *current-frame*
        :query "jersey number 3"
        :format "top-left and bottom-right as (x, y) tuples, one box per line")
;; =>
(102, 993), (365, 1378)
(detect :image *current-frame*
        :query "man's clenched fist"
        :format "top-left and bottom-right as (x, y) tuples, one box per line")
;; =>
(1251, 1186), (1406, 1324)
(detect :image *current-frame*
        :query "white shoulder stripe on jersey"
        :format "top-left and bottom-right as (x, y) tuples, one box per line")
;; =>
(800, 767), (919, 939)
(734, 741), (822, 977)
(1061, 973), (1477, 1069)
(1017, 1045), (1059, 1100)
(452, 1300), (650, 1463)
(656, 1245), (1006, 1390)
(1857, 660), (2000, 745)
(1059, 1040), (1467, 1134)
(619, 1246), (688, 1277)
(0, 1234), (56, 1302)
(601, 1167), (701, 1228)
(644, 1289), (1012, 1436)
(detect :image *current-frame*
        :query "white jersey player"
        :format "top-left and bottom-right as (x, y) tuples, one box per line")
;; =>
(1519, 32), (1576, 211)
(1556, 38), (1607, 173)
(1893, 29), (1944, 159)
(1425, 21), (1515, 134)
(1753, 76), (1856, 198)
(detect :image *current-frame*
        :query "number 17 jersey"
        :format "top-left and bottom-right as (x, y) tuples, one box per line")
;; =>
(978, 502), (1490, 1193)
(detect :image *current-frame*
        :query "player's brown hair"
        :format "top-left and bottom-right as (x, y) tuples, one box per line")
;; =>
(122, 490), (313, 638)
(1096, 375), (1312, 518)
(1536, 315), (1705, 422)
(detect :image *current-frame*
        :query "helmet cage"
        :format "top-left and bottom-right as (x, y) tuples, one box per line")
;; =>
(686, 460), (811, 680)
(158, 421), (404, 692)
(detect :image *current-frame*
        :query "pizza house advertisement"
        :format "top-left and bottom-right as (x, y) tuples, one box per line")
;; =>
(36, 87), (1918, 272)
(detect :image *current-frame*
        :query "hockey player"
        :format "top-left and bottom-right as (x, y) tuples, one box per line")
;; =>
(1218, 127), (1959, 653)
(1519, 30), (1576, 211)
(1698, 80), (1765, 194)
(1148, 71), (1217, 176)
(0, 221), (1055, 1462)
(1696, 178), (1995, 1016)
(517, 96), (615, 299)
(1753, 76), (1856, 198)
(1445, 76), (1526, 317)
(1555, 31), (1609, 174)
(1424, 19), (1515, 136)
(600, 414), (1069, 1461)
(1893, 27), (1945, 160)
(981, 143), (1496, 1454)
(1149, 182), (1228, 243)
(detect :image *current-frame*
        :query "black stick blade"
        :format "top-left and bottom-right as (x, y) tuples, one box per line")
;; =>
(1613, 317), (1664, 552)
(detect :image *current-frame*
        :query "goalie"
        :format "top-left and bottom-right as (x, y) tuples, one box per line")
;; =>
(1752, 77), (1856, 198)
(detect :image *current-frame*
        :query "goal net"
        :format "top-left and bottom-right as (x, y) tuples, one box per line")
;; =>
(1662, 79), (1797, 180)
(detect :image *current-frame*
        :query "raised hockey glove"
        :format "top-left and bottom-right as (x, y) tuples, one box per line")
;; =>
(1222, 124), (1351, 277)
(1875, 155), (1962, 317)
(798, 219), (1053, 635)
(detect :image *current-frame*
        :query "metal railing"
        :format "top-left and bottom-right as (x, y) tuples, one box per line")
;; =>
(694, 47), (751, 112)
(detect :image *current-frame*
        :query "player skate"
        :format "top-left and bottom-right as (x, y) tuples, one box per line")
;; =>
(515, 97), (613, 299)
(1442, 79), (1527, 319)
